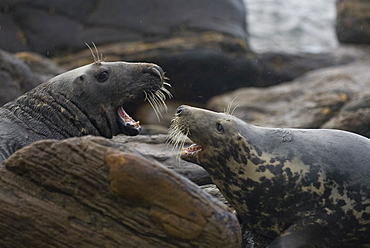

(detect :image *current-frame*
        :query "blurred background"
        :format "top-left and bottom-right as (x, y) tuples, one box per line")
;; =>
(1, 0), (370, 136)
(246, 0), (338, 53)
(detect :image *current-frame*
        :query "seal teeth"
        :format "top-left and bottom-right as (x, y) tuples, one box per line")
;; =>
(182, 144), (203, 155)
(118, 107), (140, 129)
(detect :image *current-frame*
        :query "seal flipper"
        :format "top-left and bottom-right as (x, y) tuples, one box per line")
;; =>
(267, 223), (332, 248)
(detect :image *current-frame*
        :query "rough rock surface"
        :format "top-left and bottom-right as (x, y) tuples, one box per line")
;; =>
(206, 46), (370, 135)
(336, 0), (370, 44)
(322, 93), (370, 137)
(1, 1), (355, 106)
(0, 136), (241, 247)
(0, 49), (63, 106)
(112, 134), (212, 185)
(0, 50), (41, 106)
(0, 0), (247, 54)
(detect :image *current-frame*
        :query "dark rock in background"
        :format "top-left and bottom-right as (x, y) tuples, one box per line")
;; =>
(0, 49), (63, 106)
(0, 50), (40, 105)
(0, 0), (354, 108)
(336, 0), (370, 44)
(322, 93), (370, 138)
(206, 46), (370, 136)
(0, 0), (247, 55)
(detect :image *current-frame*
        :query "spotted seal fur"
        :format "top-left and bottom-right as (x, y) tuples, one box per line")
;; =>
(0, 50), (171, 164)
(169, 105), (370, 247)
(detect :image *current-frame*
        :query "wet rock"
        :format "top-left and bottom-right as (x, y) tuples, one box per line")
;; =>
(53, 36), (353, 108)
(15, 51), (65, 82)
(0, 0), (247, 55)
(0, 49), (41, 106)
(0, 49), (65, 106)
(322, 94), (370, 138)
(1, 1), (355, 108)
(206, 46), (370, 129)
(336, 0), (370, 44)
(112, 134), (212, 185)
(0, 136), (241, 247)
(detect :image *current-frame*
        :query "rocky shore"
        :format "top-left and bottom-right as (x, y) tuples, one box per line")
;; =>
(1, 0), (370, 247)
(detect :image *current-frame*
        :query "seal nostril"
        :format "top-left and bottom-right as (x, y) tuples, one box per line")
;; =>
(149, 65), (164, 79)
(176, 106), (184, 116)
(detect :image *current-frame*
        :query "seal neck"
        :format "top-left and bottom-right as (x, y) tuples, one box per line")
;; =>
(4, 86), (101, 139)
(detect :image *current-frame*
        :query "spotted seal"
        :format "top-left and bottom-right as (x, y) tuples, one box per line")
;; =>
(0, 53), (171, 164)
(169, 105), (370, 247)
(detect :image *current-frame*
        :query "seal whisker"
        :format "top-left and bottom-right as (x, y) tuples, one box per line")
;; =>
(167, 120), (190, 161)
(85, 42), (103, 65)
(147, 85), (173, 121)
(163, 81), (172, 87)
(230, 105), (239, 115)
(150, 91), (164, 118)
(161, 87), (173, 99)
(144, 90), (163, 121)
(144, 91), (158, 118)
(155, 91), (169, 111)
(225, 96), (238, 115)
(85, 43), (97, 64)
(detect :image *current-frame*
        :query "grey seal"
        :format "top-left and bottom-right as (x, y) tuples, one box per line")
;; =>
(169, 105), (370, 248)
(0, 58), (171, 164)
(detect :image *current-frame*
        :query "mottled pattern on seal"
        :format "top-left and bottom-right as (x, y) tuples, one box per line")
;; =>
(0, 60), (171, 164)
(169, 105), (370, 248)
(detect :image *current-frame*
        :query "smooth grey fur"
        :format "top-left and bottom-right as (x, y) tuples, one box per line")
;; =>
(173, 105), (370, 248)
(0, 61), (166, 164)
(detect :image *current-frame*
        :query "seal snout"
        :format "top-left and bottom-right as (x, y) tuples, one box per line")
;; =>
(148, 65), (165, 81)
(175, 105), (193, 117)
(176, 105), (185, 116)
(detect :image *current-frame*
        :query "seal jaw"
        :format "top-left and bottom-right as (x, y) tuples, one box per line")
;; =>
(117, 106), (142, 136)
(181, 143), (203, 156)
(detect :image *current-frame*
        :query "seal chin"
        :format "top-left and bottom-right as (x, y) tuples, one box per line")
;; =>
(117, 106), (142, 136)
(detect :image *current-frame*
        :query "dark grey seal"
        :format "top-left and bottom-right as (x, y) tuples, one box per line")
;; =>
(169, 105), (370, 248)
(0, 59), (171, 164)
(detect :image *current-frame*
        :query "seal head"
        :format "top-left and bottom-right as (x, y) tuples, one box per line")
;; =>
(169, 105), (370, 247)
(50, 61), (169, 136)
(0, 61), (171, 163)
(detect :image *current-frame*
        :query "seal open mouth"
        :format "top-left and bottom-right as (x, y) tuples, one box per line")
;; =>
(116, 66), (172, 136)
(181, 143), (203, 156)
(117, 106), (142, 136)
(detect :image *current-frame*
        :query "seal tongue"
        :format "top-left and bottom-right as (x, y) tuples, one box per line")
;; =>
(182, 144), (203, 155)
(117, 106), (141, 135)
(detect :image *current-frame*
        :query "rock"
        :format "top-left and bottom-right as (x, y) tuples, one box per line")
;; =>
(0, 49), (65, 106)
(0, 49), (41, 106)
(206, 46), (370, 129)
(54, 37), (354, 108)
(336, 0), (370, 44)
(0, 136), (241, 247)
(322, 94), (370, 138)
(15, 51), (65, 82)
(1, 1), (355, 108)
(0, 0), (247, 54)
(112, 134), (212, 185)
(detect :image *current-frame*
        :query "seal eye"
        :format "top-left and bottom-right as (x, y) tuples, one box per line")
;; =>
(97, 70), (109, 83)
(216, 123), (225, 134)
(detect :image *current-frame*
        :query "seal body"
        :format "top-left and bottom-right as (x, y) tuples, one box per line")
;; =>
(170, 105), (370, 248)
(0, 61), (170, 164)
